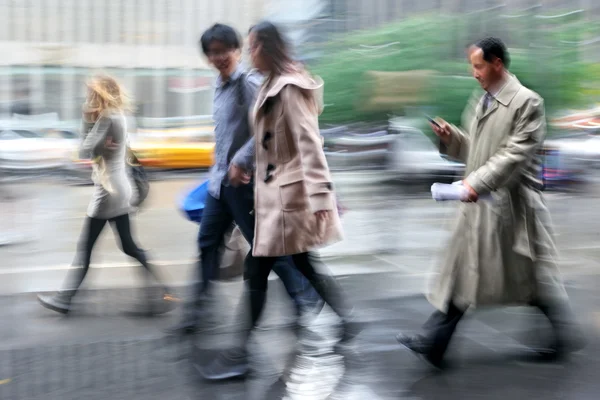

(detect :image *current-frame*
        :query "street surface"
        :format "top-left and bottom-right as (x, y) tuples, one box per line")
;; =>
(0, 171), (599, 399)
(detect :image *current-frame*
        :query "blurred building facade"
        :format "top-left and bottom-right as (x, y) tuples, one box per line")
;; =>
(0, 0), (266, 121)
(0, 0), (597, 122)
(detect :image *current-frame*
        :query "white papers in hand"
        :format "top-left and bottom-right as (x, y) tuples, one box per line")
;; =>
(431, 181), (493, 202)
(431, 183), (467, 201)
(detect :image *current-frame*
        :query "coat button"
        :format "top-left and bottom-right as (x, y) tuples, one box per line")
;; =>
(264, 164), (275, 183)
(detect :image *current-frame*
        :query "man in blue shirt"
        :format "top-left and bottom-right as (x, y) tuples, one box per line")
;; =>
(168, 25), (321, 373)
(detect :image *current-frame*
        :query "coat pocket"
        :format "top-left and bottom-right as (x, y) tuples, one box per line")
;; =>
(279, 179), (307, 211)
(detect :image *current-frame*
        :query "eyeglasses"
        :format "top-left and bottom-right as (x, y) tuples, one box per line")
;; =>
(206, 49), (233, 59)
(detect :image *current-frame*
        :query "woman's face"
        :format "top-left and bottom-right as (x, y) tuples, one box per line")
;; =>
(248, 32), (268, 73)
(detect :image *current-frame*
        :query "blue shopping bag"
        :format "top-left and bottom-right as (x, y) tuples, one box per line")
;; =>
(180, 180), (209, 224)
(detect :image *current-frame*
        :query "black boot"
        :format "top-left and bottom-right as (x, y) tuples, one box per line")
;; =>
(38, 291), (75, 314)
(199, 288), (262, 381)
(165, 292), (212, 335)
(310, 274), (362, 345)
(200, 346), (249, 381)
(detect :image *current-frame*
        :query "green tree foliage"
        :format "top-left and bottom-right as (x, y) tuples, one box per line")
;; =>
(311, 14), (589, 127)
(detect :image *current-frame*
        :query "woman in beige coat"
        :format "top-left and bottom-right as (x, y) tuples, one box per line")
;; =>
(236, 21), (360, 347)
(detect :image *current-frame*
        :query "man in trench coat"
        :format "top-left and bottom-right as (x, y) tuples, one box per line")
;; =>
(396, 37), (584, 369)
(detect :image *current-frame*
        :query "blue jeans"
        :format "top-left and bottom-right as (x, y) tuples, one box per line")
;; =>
(197, 183), (319, 312)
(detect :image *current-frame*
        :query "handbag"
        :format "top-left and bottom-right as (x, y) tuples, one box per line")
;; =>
(178, 181), (246, 281)
(126, 147), (150, 207)
(218, 224), (249, 281)
(180, 180), (209, 223)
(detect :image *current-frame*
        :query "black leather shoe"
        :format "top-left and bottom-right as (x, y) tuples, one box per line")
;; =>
(396, 333), (444, 370)
(200, 347), (249, 381)
(519, 334), (587, 363)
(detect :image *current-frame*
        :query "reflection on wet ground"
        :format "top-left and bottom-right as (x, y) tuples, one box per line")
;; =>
(1, 173), (600, 398)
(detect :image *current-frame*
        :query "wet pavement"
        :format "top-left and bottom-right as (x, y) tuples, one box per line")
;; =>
(1, 172), (600, 398)
(2, 172), (600, 291)
(0, 269), (599, 400)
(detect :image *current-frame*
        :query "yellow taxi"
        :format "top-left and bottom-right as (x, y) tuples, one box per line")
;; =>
(131, 126), (215, 169)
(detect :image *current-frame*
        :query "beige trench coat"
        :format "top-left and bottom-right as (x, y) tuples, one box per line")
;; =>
(251, 71), (343, 257)
(428, 74), (568, 313)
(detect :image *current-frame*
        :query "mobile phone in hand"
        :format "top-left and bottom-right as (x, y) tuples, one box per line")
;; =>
(425, 115), (441, 128)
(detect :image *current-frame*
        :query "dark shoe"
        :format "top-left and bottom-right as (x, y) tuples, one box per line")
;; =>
(165, 316), (200, 335)
(38, 292), (73, 314)
(517, 347), (562, 363)
(339, 317), (363, 345)
(200, 347), (249, 381)
(522, 329), (587, 363)
(396, 333), (444, 370)
(125, 291), (180, 317)
(557, 325), (587, 354)
(164, 294), (220, 335)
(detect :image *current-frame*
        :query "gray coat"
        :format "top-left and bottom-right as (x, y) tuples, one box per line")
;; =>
(427, 74), (568, 313)
(80, 110), (132, 220)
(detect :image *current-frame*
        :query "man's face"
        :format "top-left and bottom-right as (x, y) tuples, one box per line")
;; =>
(206, 40), (239, 77)
(469, 47), (503, 91)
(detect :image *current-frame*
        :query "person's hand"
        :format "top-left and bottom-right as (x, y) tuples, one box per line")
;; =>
(431, 118), (452, 146)
(462, 180), (478, 203)
(105, 136), (119, 151)
(315, 210), (330, 222)
(228, 164), (251, 187)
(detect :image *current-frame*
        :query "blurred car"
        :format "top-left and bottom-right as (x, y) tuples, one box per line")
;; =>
(539, 143), (591, 191)
(66, 128), (216, 184)
(324, 128), (393, 170)
(386, 125), (465, 183)
(0, 127), (78, 172)
(131, 138), (215, 169)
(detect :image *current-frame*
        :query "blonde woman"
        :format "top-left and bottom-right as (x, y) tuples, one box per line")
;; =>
(38, 75), (175, 315)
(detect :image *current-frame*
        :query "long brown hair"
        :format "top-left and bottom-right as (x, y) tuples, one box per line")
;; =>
(83, 74), (132, 122)
(249, 21), (299, 76)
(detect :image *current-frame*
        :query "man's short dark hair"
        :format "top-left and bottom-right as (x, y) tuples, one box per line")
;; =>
(474, 37), (510, 68)
(199, 24), (241, 55)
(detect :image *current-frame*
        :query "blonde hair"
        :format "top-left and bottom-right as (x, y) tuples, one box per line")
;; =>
(83, 74), (133, 122)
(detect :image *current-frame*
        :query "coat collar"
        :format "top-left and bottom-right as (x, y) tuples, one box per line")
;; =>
(255, 71), (324, 112)
(477, 73), (522, 120)
(494, 73), (521, 107)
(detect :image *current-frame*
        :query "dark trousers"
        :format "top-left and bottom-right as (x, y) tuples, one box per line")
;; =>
(246, 252), (349, 335)
(64, 214), (162, 293)
(422, 298), (577, 363)
(421, 302), (465, 364)
(195, 184), (318, 310)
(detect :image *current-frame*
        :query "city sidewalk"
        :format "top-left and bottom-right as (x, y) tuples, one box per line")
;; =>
(1, 269), (599, 400)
